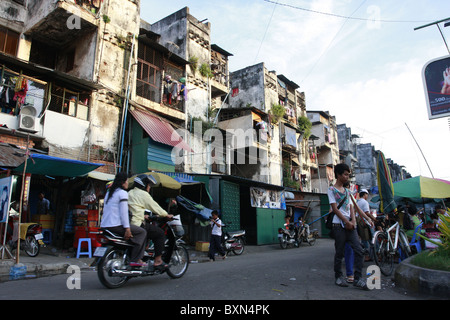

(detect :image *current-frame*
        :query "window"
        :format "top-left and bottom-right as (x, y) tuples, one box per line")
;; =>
(0, 27), (19, 56)
(136, 44), (162, 102)
(47, 85), (90, 120)
(0, 68), (45, 116)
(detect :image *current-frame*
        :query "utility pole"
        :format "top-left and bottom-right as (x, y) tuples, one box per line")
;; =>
(414, 17), (450, 54)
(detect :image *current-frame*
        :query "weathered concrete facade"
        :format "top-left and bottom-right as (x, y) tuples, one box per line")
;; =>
(307, 111), (340, 193)
(219, 62), (308, 188)
(0, 0), (141, 174)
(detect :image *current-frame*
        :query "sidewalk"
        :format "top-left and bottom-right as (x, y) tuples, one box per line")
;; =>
(0, 244), (273, 281)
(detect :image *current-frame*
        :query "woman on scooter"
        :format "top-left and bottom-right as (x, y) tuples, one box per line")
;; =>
(128, 174), (173, 271)
(100, 172), (147, 267)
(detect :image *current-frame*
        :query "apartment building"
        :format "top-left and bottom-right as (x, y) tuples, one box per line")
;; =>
(217, 62), (307, 188)
(0, 0), (143, 174)
(307, 110), (340, 193)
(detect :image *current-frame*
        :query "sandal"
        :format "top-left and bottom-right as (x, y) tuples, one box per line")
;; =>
(346, 275), (354, 283)
(153, 263), (169, 271)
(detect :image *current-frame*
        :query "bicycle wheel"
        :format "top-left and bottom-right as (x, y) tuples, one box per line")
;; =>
(398, 230), (411, 260)
(373, 232), (394, 276)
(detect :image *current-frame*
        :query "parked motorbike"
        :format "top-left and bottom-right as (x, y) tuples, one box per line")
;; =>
(6, 206), (44, 257)
(94, 215), (189, 289)
(278, 222), (300, 249)
(297, 220), (318, 246)
(221, 223), (245, 255)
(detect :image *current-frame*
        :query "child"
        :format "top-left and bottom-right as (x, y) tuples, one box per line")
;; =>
(208, 210), (226, 261)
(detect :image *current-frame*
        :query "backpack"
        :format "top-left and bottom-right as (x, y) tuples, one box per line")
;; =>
(403, 212), (414, 230)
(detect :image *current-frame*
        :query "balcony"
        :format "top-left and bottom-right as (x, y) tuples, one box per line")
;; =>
(25, 1), (99, 49)
(217, 108), (270, 151)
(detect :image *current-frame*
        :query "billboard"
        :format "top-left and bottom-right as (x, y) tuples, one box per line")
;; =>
(422, 55), (450, 120)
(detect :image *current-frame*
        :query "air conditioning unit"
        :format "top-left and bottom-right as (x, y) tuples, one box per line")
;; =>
(18, 106), (38, 133)
(18, 114), (38, 132)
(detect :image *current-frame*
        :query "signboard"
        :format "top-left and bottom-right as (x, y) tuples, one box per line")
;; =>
(422, 55), (450, 120)
(250, 187), (286, 210)
(0, 177), (13, 223)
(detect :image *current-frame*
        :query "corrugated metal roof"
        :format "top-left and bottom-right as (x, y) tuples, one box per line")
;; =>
(130, 108), (191, 152)
(0, 143), (27, 168)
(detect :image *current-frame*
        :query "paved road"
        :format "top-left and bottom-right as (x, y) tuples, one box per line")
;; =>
(0, 238), (422, 304)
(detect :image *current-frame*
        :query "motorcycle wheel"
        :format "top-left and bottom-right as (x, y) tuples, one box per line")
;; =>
(97, 247), (130, 289)
(279, 234), (288, 249)
(307, 233), (317, 246)
(166, 244), (189, 279)
(24, 235), (40, 257)
(232, 238), (245, 255)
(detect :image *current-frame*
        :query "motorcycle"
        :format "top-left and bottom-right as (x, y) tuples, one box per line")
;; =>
(6, 206), (44, 257)
(94, 215), (189, 289)
(297, 220), (318, 246)
(221, 223), (245, 255)
(278, 222), (300, 249)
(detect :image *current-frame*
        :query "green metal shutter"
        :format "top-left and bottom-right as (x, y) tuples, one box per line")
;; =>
(256, 208), (285, 245)
(220, 180), (240, 231)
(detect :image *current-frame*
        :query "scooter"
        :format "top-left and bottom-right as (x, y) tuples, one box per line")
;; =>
(278, 222), (300, 249)
(222, 223), (245, 255)
(297, 220), (319, 246)
(6, 206), (44, 257)
(94, 215), (189, 289)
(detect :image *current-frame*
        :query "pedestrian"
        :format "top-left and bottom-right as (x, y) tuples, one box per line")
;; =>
(356, 189), (376, 261)
(37, 191), (51, 215)
(327, 163), (369, 290)
(208, 210), (226, 261)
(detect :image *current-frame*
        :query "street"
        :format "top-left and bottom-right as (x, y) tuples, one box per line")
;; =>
(0, 239), (422, 304)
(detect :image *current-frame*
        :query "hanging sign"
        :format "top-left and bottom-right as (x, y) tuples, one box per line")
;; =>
(422, 55), (450, 120)
(250, 187), (286, 210)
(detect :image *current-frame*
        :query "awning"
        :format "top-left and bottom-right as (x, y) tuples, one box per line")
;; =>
(130, 108), (191, 152)
(87, 171), (115, 181)
(13, 153), (104, 177)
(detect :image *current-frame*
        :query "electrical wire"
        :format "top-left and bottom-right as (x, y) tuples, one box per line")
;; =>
(254, 0), (278, 63)
(300, 0), (367, 84)
(262, 0), (433, 23)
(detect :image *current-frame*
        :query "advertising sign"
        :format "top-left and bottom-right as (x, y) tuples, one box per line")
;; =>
(0, 177), (13, 223)
(422, 55), (450, 120)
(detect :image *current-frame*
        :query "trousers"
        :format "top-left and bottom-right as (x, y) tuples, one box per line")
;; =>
(142, 222), (165, 257)
(105, 225), (147, 262)
(333, 225), (364, 280)
(208, 234), (225, 260)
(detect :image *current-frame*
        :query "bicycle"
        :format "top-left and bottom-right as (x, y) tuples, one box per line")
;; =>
(371, 214), (411, 276)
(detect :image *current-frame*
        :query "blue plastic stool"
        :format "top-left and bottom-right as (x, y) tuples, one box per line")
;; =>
(42, 229), (53, 245)
(76, 238), (92, 258)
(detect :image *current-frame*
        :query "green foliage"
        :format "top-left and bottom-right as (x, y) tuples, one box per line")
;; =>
(269, 104), (285, 124)
(297, 115), (312, 139)
(102, 15), (111, 24)
(189, 56), (199, 72)
(418, 209), (450, 257)
(199, 63), (213, 78)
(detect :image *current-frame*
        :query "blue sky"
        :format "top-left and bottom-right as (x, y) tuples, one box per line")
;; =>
(140, 0), (450, 180)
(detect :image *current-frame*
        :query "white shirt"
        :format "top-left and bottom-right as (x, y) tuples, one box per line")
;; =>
(100, 188), (130, 228)
(357, 198), (370, 215)
(327, 186), (351, 225)
(211, 218), (222, 236)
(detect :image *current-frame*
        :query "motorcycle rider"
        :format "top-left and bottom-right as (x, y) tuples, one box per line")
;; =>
(128, 174), (173, 271)
(100, 172), (147, 267)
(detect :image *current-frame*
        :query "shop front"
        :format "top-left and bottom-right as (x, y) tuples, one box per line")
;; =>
(2, 150), (107, 252)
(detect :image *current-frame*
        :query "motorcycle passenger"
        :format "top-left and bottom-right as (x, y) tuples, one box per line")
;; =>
(128, 174), (173, 271)
(100, 172), (147, 267)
